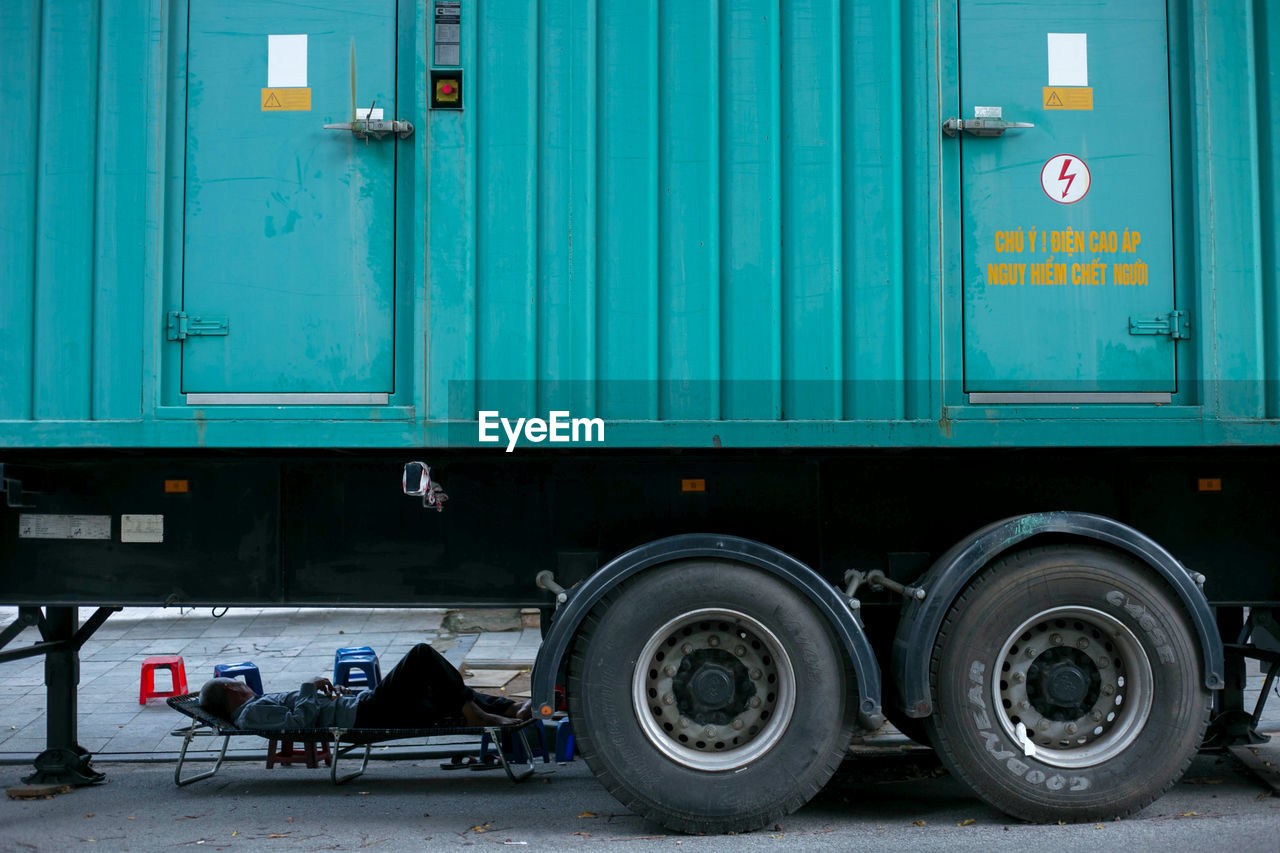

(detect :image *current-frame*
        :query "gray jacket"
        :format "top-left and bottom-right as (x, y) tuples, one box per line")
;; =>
(233, 681), (365, 730)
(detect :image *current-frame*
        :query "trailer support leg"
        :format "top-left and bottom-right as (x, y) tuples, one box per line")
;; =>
(1206, 606), (1269, 748)
(20, 607), (109, 786)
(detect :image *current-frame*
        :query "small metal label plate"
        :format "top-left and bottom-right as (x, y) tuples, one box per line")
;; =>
(434, 0), (461, 66)
(18, 514), (111, 540)
(121, 514), (165, 544)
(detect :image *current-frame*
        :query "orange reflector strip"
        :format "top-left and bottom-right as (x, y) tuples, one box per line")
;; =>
(1197, 478), (1221, 492)
(164, 480), (190, 494)
(540, 705), (553, 718)
(681, 479), (706, 493)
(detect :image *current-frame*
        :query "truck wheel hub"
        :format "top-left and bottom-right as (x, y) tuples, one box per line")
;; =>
(994, 606), (1154, 769)
(634, 608), (796, 771)
(674, 653), (744, 716)
(1028, 649), (1099, 716)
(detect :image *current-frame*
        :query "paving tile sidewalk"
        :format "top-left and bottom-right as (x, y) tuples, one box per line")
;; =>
(0, 606), (540, 762)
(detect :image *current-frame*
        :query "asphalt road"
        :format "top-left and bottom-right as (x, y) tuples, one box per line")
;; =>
(3, 744), (1277, 851)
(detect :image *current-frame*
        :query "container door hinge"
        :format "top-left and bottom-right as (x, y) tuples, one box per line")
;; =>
(166, 311), (229, 341)
(1128, 310), (1190, 340)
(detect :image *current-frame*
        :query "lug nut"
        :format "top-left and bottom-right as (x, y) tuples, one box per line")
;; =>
(1025, 647), (1038, 658)
(1065, 723), (1078, 735)
(1102, 684), (1115, 696)
(748, 696), (762, 709)
(1038, 719), (1052, 731)
(708, 635), (720, 647)
(750, 669), (762, 680)
(662, 693), (675, 706)
(735, 645), (747, 657)
(663, 665), (676, 677)
(678, 717), (690, 728)
(732, 718), (745, 731)
(704, 725), (717, 738)
(1091, 710), (1103, 722)
(1011, 672), (1025, 684)
(1016, 701), (1029, 711)
(1097, 657), (1109, 669)
(1050, 633), (1063, 646)
(681, 644), (693, 656)
(1076, 637), (1090, 650)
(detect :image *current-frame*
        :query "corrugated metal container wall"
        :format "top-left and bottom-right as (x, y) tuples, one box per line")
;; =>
(424, 0), (931, 425)
(0, 1), (1277, 449)
(1, 0), (151, 423)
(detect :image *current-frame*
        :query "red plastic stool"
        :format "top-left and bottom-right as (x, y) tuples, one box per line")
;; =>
(266, 738), (332, 769)
(139, 655), (188, 704)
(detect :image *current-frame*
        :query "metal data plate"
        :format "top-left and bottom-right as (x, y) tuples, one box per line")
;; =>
(18, 515), (111, 540)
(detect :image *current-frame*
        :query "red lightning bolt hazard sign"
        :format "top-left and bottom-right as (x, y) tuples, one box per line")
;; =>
(1041, 154), (1091, 204)
(1057, 158), (1077, 199)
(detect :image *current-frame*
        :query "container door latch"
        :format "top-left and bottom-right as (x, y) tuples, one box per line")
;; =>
(1128, 310), (1191, 340)
(324, 101), (414, 141)
(943, 106), (1034, 138)
(166, 311), (229, 342)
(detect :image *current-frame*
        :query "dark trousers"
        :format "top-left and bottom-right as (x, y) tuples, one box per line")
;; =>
(352, 643), (508, 728)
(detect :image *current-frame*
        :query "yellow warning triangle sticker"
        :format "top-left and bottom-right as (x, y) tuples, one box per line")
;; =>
(264, 91), (282, 108)
(1045, 91), (1064, 107)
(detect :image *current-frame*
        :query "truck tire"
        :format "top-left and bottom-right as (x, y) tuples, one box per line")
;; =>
(925, 545), (1211, 822)
(567, 559), (855, 834)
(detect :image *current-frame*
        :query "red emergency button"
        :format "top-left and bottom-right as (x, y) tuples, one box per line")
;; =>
(431, 70), (463, 110)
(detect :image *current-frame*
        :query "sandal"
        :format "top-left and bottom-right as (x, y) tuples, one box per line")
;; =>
(439, 754), (503, 771)
(440, 754), (487, 771)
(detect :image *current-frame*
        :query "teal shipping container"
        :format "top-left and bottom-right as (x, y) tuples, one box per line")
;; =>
(1, 0), (1277, 449)
(4, 0), (1280, 837)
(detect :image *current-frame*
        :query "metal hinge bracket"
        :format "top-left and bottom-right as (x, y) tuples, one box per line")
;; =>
(167, 312), (229, 342)
(1129, 310), (1191, 340)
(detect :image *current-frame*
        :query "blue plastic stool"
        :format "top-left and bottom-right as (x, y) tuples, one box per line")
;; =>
(333, 646), (381, 688)
(213, 661), (263, 695)
(553, 718), (575, 762)
(333, 646), (376, 666)
(334, 647), (378, 683)
(333, 654), (381, 688)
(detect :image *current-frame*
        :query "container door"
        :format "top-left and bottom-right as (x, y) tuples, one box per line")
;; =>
(958, 0), (1177, 401)
(180, 1), (398, 404)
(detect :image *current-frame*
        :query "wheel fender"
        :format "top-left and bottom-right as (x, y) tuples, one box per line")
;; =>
(531, 533), (883, 727)
(891, 511), (1224, 719)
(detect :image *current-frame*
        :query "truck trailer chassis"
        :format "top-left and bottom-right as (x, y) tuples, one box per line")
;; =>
(3, 449), (1278, 832)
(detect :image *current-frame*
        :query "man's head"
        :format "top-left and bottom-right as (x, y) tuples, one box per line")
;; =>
(199, 677), (258, 721)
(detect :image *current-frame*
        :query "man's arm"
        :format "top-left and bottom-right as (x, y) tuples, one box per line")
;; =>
(235, 681), (339, 730)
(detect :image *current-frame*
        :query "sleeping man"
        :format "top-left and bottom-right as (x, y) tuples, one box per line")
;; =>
(198, 643), (531, 730)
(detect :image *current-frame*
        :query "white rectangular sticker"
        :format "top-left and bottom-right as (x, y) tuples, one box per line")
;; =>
(267, 34), (307, 88)
(121, 514), (164, 544)
(1047, 33), (1088, 86)
(18, 514), (111, 540)
(356, 107), (384, 120)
